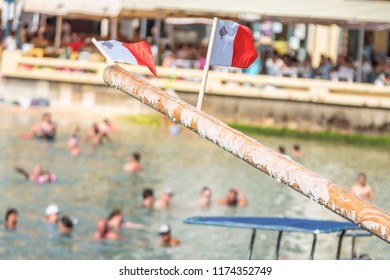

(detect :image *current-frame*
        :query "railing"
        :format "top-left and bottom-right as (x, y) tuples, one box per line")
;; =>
(2, 50), (390, 108)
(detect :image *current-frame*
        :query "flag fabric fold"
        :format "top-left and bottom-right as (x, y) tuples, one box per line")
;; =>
(209, 19), (257, 68)
(97, 40), (157, 76)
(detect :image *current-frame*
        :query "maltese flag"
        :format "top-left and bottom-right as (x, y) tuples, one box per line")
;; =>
(209, 19), (257, 68)
(97, 40), (157, 76)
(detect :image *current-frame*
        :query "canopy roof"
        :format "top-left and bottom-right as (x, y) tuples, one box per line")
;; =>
(18, 0), (390, 29)
(21, 0), (122, 18)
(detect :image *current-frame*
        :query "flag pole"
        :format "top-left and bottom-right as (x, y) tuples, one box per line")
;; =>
(196, 17), (218, 111)
(91, 37), (115, 65)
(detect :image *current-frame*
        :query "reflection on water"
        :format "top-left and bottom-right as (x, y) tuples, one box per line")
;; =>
(0, 108), (389, 259)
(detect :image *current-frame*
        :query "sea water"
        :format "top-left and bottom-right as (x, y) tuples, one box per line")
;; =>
(0, 107), (389, 260)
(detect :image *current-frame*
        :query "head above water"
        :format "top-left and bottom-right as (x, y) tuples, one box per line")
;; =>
(107, 209), (123, 227)
(5, 208), (18, 230)
(358, 172), (367, 186)
(42, 112), (52, 121)
(132, 152), (141, 162)
(60, 216), (74, 229)
(278, 145), (286, 154)
(158, 224), (170, 235)
(163, 188), (174, 198)
(227, 188), (239, 206)
(143, 188), (154, 199)
(59, 215), (74, 235)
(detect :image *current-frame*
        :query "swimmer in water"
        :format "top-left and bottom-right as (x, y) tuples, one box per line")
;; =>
(13, 164), (56, 184)
(67, 126), (81, 156)
(217, 187), (247, 207)
(198, 186), (212, 208)
(99, 119), (118, 142)
(158, 224), (180, 247)
(154, 188), (174, 210)
(351, 172), (374, 201)
(82, 122), (102, 145)
(292, 143), (303, 156)
(20, 112), (56, 140)
(4, 208), (18, 231)
(94, 209), (144, 241)
(123, 152), (143, 173)
(142, 188), (154, 208)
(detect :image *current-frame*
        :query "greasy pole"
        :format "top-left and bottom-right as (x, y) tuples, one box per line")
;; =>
(104, 65), (390, 243)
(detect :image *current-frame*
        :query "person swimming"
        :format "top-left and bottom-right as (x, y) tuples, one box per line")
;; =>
(199, 186), (212, 208)
(94, 209), (144, 241)
(123, 152), (143, 173)
(154, 188), (174, 210)
(58, 216), (75, 237)
(82, 122), (102, 145)
(158, 224), (180, 247)
(32, 113), (57, 140)
(4, 208), (18, 231)
(13, 164), (56, 184)
(142, 188), (154, 208)
(21, 112), (57, 140)
(217, 187), (247, 207)
(67, 126), (81, 156)
(351, 172), (374, 201)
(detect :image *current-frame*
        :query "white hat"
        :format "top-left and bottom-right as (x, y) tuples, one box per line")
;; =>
(45, 204), (59, 216)
(163, 188), (174, 196)
(158, 224), (170, 234)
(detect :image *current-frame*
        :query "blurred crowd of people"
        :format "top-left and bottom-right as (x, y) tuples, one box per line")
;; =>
(2, 21), (389, 85)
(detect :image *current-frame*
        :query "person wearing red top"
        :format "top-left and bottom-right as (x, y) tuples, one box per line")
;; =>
(66, 33), (84, 52)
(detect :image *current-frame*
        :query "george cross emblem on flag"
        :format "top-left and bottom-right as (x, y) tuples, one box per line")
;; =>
(219, 26), (227, 39)
(102, 41), (114, 49)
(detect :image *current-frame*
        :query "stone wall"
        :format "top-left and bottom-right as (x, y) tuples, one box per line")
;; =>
(2, 77), (390, 134)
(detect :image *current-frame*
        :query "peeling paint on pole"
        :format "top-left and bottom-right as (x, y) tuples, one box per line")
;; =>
(104, 65), (390, 243)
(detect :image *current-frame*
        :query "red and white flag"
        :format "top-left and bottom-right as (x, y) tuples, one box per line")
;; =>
(209, 19), (257, 68)
(97, 40), (157, 76)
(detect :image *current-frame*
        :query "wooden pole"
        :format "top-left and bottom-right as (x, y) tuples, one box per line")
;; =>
(103, 64), (390, 244)
(196, 17), (218, 111)
(110, 17), (118, 40)
(54, 15), (63, 49)
(91, 38), (114, 66)
(356, 26), (365, 83)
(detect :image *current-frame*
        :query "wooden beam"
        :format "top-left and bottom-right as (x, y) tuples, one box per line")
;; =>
(103, 64), (390, 243)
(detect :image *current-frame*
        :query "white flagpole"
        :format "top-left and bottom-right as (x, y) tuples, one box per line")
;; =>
(91, 37), (115, 65)
(196, 17), (218, 111)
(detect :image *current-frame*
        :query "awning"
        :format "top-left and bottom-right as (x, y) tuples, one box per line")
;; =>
(19, 0), (390, 30)
(21, 0), (122, 18)
(120, 0), (390, 30)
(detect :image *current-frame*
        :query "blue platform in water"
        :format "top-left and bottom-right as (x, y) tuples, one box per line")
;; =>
(183, 216), (364, 260)
(183, 216), (360, 233)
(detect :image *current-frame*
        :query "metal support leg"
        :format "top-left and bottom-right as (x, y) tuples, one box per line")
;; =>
(352, 236), (357, 259)
(336, 230), (346, 260)
(248, 229), (256, 260)
(274, 231), (283, 260)
(310, 234), (318, 260)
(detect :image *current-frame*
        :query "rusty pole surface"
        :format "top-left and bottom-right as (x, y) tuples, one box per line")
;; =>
(104, 64), (390, 243)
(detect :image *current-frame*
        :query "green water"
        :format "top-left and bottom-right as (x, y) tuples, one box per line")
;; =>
(0, 107), (389, 259)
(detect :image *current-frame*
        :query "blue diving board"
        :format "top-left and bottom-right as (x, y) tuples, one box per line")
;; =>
(183, 216), (363, 260)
